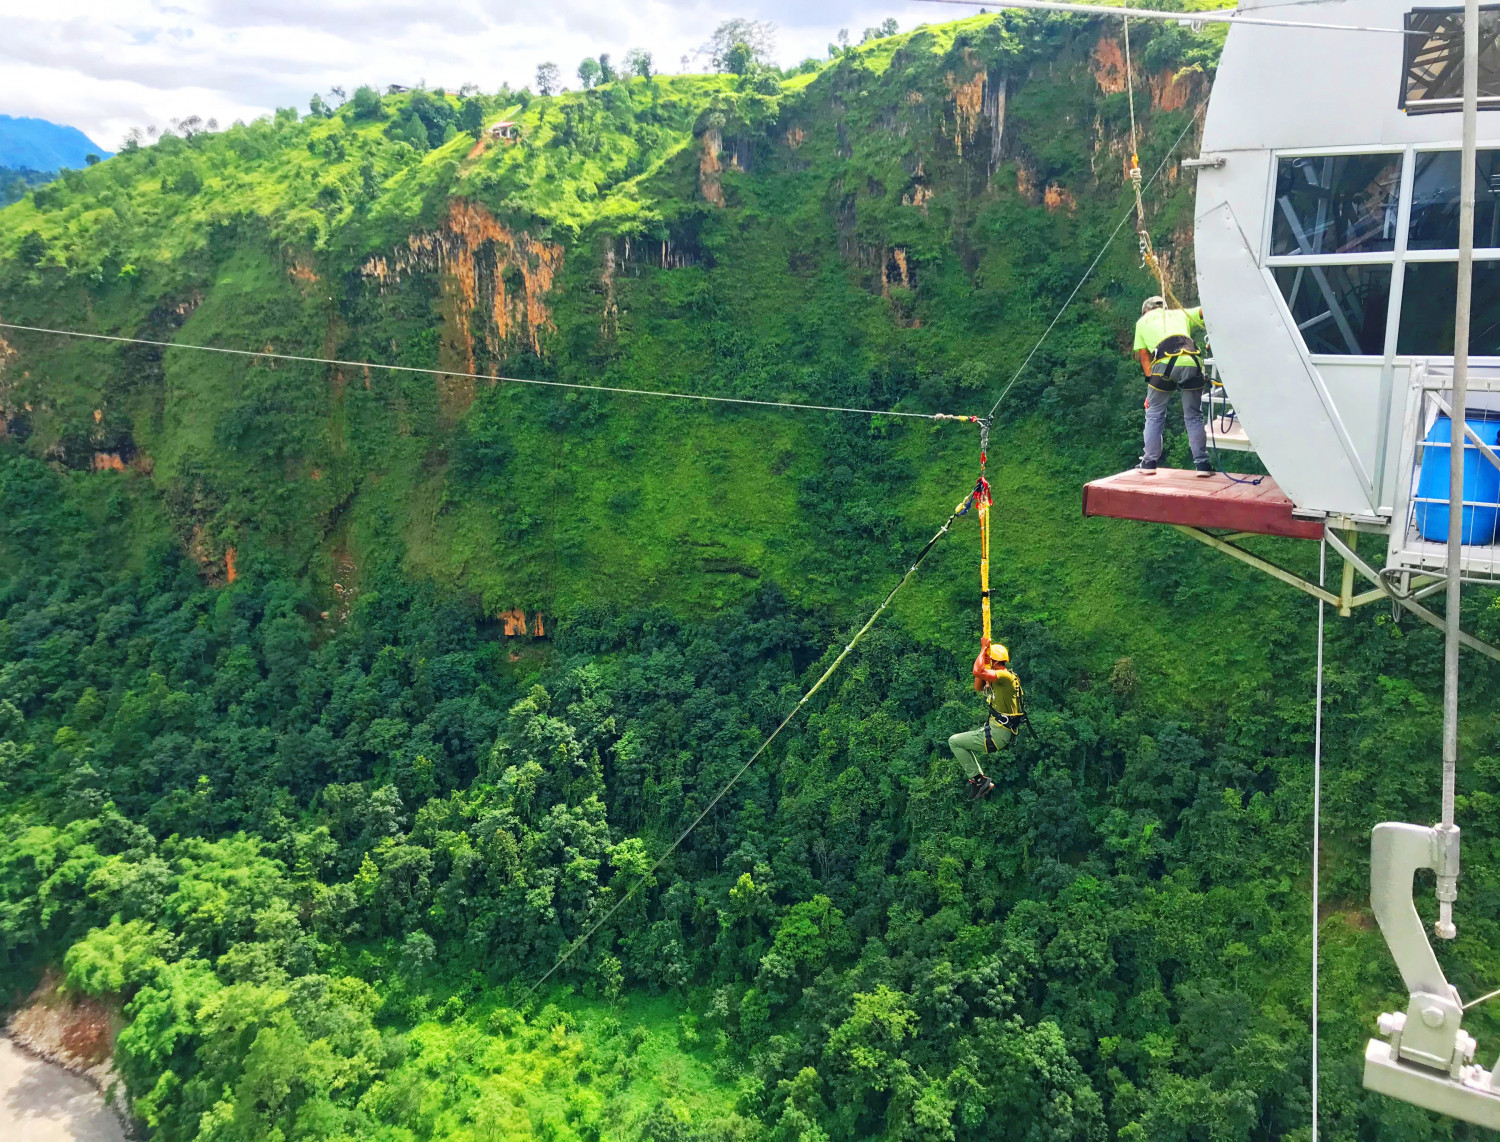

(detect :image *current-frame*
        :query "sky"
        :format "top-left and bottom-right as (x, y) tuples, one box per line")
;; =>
(0, 0), (955, 151)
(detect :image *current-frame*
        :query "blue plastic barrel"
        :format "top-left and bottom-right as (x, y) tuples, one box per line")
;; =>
(1414, 413), (1500, 544)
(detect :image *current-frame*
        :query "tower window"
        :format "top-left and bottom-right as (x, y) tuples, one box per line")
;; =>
(1402, 6), (1500, 113)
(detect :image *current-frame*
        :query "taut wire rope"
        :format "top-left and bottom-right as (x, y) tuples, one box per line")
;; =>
(1312, 537), (1325, 1142)
(0, 322), (978, 424)
(526, 483), (980, 993)
(1123, 15), (1182, 309)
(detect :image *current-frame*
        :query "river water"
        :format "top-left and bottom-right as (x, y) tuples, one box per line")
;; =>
(0, 1036), (126, 1141)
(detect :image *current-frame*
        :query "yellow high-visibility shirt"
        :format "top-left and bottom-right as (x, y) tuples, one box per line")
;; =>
(1133, 306), (1205, 361)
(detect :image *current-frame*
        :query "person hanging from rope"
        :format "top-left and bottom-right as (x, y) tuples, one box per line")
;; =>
(1133, 295), (1213, 477)
(948, 639), (1025, 800)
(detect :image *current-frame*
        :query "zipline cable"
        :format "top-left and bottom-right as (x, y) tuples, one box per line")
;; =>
(1312, 537), (1326, 1142)
(985, 107), (1203, 420)
(0, 322), (974, 424)
(526, 486), (977, 994)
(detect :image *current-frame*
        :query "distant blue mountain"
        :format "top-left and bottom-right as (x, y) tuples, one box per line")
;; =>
(0, 115), (110, 173)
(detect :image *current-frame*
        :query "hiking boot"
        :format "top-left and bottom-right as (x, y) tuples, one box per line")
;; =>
(1195, 460), (1214, 478)
(1138, 457), (1159, 475)
(968, 774), (995, 800)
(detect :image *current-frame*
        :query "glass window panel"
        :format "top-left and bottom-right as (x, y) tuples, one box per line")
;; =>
(1274, 264), (1392, 354)
(1402, 7), (1500, 113)
(1408, 150), (1500, 248)
(1270, 155), (1402, 256)
(1398, 261), (1500, 354)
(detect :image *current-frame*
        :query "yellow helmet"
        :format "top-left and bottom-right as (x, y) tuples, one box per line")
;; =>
(987, 643), (1010, 665)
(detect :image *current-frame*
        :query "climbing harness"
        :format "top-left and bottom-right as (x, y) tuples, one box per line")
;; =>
(957, 418), (1031, 745)
(1146, 335), (1207, 393)
(976, 418), (994, 647)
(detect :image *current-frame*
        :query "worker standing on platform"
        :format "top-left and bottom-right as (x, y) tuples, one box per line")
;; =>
(948, 640), (1024, 800)
(1134, 296), (1212, 477)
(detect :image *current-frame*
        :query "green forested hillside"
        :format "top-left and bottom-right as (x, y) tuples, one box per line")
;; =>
(2, 12), (1499, 1142)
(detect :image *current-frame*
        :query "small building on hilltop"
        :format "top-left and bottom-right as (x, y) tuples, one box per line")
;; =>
(489, 121), (520, 142)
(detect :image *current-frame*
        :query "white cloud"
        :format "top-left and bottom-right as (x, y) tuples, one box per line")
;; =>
(0, 0), (948, 149)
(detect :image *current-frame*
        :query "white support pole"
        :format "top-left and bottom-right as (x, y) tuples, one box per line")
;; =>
(1437, 0), (1479, 941)
(1313, 538), (1325, 1141)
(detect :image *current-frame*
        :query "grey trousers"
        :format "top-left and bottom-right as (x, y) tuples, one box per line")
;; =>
(948, 722), (1016, 779)
(1144, 383), (1209, 466)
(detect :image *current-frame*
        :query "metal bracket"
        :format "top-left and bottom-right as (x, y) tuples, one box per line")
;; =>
(1171, 525), (1352, 608)
(1364, 822), (1500, 1128)
(1182, 155), (1226, 169)
(1324, 530), (1500, 661)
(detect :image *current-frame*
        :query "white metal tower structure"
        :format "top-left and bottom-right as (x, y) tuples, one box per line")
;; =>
(1193, 0), (1500, 1126)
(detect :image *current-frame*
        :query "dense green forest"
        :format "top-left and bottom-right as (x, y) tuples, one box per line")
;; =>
(2, 11), (1499, 1141)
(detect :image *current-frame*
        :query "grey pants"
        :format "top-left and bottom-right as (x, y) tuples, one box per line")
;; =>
(1144, 383), (1208, 466)
(948, 722), (1016, 780)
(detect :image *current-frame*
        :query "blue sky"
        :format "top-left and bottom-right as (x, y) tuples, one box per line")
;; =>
(0, 0), (945, 148)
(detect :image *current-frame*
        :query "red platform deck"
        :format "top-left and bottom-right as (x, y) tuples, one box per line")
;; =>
(1082, 468), (1324, 541)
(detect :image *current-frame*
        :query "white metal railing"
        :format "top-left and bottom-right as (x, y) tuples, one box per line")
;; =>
(1203, 357), (1255, 453)
(1386, 361), (1500, 583)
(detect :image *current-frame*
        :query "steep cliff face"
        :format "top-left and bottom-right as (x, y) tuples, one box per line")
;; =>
(0, 11), (1214, 646)
(360, 200), (563, 365)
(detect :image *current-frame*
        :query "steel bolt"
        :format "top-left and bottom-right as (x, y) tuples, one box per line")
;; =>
(1457, 1031), (1477, 1062)
(1423, 1005), (1446, 1028)
(1378, 1012), (1406, 1036)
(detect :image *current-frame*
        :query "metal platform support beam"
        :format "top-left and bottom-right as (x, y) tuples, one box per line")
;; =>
(1325, 530), (1500, 662)
(1172, 525), (1342, 605)
(1340, 530), (1358, 616)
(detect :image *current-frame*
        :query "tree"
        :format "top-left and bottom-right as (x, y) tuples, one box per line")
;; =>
(535, 62), (560, 96)
(577, 58), (602, 90)
(598, 53), (616, 84)
(726, 42), (755, 75)
(17, 230), (47, 267)
(169, 167), (203, 195)
(308, 93), (331, 119)
(707, 18), (776, 72)
(84, 153), (101, 166)
(348, 85), (385, 120)
(625, 48), (653, 80)
(460, 97), (484, 136)
(394, 116), (429, 153)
